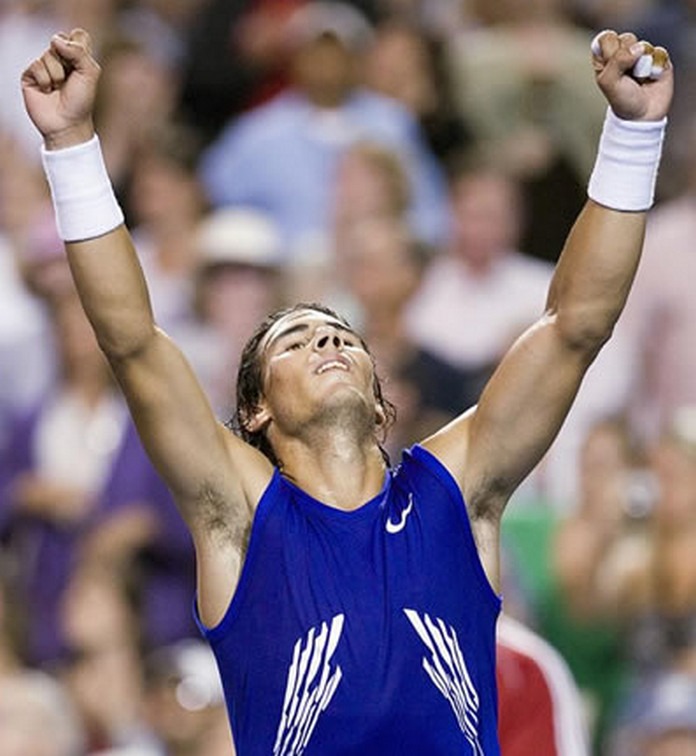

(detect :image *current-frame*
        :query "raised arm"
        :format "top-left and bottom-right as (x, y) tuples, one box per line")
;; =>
(422, 31), (673, 587)
(21, 30), (273, 623)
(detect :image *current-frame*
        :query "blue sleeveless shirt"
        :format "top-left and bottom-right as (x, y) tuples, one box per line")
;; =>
(196, 445), (502, 755)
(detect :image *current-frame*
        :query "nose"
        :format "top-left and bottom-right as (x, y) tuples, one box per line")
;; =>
(314, 329), (344, 351)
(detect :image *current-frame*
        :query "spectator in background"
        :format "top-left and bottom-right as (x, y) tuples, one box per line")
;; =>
(550, 407), (696, 751)
(497, 612), (590, 756)
(611, 407), (696, 683)
(88, 640), (237, 755)
(0, 276), (128, 667)
(178, 0), (383, 145)
(444, 0), (606, 263)
(400, 147), (636, 511)
(337, 216), (430, 366)
(622, 118), (696, 444)
(94, 34), (181, 217)
(123, 121), (208, 333)
(0, 669), (86, 756)
(404, 155), (553, 415)
(187, 207), (286, 420)
(608, 671), (696, 756)
(57, 561), (155, 753)
(141, 640), (235, 756)
(332, 140), (412, 243)
(363, 18), (471, 165)
(546, 415), (645, 752)
(374, 0), (465, 36)
(0, 139), (57, 455)
(198, 1), (449, 258)
(177, 0), (304, 144)
(116, 0), (198, 73)
(80, 421), (199, 652)
(284, 138), (413, 321)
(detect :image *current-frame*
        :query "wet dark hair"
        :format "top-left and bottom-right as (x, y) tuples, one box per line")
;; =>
(228, 302), (396, 467)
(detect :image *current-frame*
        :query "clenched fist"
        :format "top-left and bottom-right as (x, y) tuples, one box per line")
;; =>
(21, 29), (101, 150)
(590, 30), (673, 122)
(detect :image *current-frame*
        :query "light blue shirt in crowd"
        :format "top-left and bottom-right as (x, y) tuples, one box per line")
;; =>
(198, 89), (449, 258)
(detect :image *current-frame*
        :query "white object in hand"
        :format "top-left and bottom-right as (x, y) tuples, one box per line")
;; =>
(590, 31), (664, 81)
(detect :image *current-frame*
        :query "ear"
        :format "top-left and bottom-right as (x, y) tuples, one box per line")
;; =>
(242, 400), (272, 434)
(375, 402), (387, 427)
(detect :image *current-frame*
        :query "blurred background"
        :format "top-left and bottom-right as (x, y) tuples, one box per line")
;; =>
(1, 1), (696, 754)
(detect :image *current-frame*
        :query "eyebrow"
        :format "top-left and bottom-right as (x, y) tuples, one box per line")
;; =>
(267, 319), (358, 349)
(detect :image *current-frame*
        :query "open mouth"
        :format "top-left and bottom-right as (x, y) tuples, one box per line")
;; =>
(316, 359), (349, 375)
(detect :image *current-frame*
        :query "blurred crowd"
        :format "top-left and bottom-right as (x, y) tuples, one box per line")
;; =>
(1, 0), (696, 754)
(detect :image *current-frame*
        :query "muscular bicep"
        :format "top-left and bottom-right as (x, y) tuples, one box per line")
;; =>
(112, 329), (276, 627)
(426, 314), (594, 509)
(109, 327), (270, 532)
(469, 316), (593, 496)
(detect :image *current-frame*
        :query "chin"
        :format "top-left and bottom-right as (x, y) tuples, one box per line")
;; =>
(313, 389), (376, 435)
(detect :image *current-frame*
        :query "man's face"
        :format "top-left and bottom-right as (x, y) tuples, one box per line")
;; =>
(291, 35), (356, 107)
(201, 265), (277, 346)
(449, 173), (521, 269)
(252, 309), (379, 436)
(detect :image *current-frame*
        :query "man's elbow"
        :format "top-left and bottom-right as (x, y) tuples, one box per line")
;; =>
(95, 321), (159, 363)
(553, 307), (617, 358)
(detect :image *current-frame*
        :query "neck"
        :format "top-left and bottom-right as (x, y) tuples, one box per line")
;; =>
(276, 426), (387, 511)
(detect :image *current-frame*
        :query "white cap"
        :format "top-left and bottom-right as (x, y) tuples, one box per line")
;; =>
(196, 208), (283, 269)
(285, 1), (373, 52)
(146, 639), (224, 711)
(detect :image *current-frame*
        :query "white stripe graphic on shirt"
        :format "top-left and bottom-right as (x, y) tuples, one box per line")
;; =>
(273, 613), (345, 756)
(404, 609), (484, 755)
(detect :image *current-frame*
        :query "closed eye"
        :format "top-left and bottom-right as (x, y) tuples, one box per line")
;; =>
(286, 340), (308, 351)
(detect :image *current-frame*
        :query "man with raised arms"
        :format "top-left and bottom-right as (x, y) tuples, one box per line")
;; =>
(21, 27), (672, 755)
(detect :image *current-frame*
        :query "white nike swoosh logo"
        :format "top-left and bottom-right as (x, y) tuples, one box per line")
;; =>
(385, 494), (414, 534)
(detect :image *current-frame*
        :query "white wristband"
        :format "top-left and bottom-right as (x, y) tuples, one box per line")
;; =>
(588, 108), (667, 212)
(41, 135), (124, 242)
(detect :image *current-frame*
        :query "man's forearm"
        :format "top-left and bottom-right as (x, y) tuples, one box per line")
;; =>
(545, 108), (666, 353)
(66, 227), (157, 359)
(41, 132), (157, 359)
(546, 201), (645, 352)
